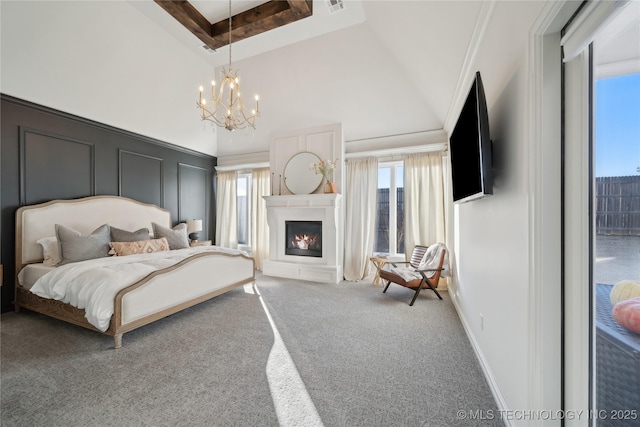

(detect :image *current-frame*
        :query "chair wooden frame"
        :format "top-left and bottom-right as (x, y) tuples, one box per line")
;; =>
(380, 245), (445, 306)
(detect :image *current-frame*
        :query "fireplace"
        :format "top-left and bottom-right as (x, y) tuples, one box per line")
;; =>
(285, 221), (322, 257)
(263, 194), (343, 284)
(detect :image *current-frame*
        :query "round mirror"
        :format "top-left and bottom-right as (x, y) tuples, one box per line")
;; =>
(284, 152), (323, 195)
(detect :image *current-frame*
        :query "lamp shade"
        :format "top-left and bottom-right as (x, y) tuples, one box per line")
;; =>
(186, 219), (203, 233)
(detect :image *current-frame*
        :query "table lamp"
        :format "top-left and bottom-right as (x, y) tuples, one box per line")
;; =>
(186, 219), (203, 242)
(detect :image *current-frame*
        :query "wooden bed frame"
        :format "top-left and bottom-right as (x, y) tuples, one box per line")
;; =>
(14, 195), (255, 348)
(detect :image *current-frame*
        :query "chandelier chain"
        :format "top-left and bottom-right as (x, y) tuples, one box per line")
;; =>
(196, 0), (260, 131)
(228, 0), (232, 70)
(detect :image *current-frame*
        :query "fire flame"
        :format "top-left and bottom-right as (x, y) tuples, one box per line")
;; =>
(291, 233), (318, 250)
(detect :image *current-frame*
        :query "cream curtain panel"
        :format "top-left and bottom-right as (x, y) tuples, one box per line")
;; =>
(215, 170), (238, 249)
(251, 168), (270, 271)
(404, 152), (446, 287)
(343, 157), (378, 281)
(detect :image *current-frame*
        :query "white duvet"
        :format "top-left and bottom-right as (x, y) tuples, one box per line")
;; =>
(29, 246), (244, 332)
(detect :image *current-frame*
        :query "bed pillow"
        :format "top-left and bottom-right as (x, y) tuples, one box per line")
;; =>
(55, 224), (111, 265)
(109, 237), (170, 256)
(110, 226), (150, 242)
(151, 222), (189, 250)
(37, 236), (61, 267)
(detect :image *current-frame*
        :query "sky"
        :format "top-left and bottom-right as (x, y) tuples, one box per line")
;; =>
(378, 164), (403, 189)
(595, 73), (640, 178)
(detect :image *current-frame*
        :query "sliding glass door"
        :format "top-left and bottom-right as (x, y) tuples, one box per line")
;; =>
(592, 11), (640, 424)
(563, 2), (639, 424)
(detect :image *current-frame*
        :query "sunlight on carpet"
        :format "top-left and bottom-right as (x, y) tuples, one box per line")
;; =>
(247, 283), (324, 427)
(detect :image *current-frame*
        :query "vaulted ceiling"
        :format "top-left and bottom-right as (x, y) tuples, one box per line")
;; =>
(130, 0), (493, 157)
(1, 1), (552, 158)
(154, 0), (314, 52)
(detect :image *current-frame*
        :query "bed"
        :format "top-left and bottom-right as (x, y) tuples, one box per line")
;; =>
(14, 195), (255, 348)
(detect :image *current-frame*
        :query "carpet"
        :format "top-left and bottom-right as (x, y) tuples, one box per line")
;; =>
(256, 275), (500, 427)
(1, 287), (277, 427)
(1, 274), (501, 427)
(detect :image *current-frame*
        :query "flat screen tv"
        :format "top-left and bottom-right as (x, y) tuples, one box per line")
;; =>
(449, 71), (493, 203)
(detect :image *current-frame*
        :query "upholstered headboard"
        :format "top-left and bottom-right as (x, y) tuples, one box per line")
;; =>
(16, 196), (172, 268)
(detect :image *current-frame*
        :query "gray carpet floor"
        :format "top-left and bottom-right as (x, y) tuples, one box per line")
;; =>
(1, 274), (501, 427)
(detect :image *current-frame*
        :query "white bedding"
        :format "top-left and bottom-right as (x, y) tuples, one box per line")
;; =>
(29, 246), (246, 332)
(18, 263), (56, 289)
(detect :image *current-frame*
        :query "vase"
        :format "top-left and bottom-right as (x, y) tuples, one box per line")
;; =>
(324, 181), (337, 194)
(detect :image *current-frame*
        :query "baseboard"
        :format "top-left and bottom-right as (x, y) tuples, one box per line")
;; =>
(449, 291), (513, 427)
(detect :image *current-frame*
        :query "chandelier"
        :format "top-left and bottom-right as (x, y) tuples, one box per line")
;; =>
(197, 0), (260, 131)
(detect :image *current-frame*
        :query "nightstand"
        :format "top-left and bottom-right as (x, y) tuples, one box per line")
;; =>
(189, 240), (212, 247)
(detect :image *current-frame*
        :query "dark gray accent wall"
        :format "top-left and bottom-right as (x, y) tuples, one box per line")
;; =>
(178, 163), (210, 240)
(20, 128), (96, 205)
(0, 94), (217, 313)
(119, 150), (164, 207)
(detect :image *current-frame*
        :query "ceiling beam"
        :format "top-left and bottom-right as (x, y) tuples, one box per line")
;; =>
(154, 0), (313, 52)
(286, 0), (313, 19)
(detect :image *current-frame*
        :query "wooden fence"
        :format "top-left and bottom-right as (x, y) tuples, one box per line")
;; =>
(595, 175), (640, 235)
(374, 188), (405, 253)
(374, 176), (639, 244)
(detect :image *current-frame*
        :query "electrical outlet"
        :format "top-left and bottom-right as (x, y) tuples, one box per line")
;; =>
(480, 313), (484, 331)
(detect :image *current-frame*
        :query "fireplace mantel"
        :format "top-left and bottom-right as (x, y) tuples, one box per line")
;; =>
(264, 194), (340, 208)
(263, 194), (343, 283)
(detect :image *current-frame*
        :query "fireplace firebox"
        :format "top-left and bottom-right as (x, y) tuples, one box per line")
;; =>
(285, 221), (322, 257)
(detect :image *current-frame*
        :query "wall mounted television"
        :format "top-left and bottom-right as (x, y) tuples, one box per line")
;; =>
(449, 71), (493, 203)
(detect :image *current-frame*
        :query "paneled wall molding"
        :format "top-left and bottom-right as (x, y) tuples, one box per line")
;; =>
(270, 123), (345, 196)
(19, 126), (96, 205)
(178, 163), (210, 238)
(1, 95), (216, 313)
(2, 94), (213, 159)
(118, 149), (164, 207)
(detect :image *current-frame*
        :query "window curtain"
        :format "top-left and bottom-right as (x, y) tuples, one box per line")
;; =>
(404, 152), (447, 288)
(251, 168), (270, 271)
(343, 157), (378, 281)
(215, 170), (238, 248)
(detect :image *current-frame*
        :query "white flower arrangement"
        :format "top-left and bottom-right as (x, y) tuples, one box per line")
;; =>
(310, 159), (338, 182)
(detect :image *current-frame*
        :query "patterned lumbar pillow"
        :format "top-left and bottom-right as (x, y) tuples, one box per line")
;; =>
(110, 226), (150, 242)
(55, 224), (111, 265)
(109, 237), (170, 256)
(151, 222), (189, 250)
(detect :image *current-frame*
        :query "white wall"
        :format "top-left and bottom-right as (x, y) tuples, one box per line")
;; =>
(0, 1), (218, 156)
(447, 1), (556, 422)
(454, 64), (531, 408)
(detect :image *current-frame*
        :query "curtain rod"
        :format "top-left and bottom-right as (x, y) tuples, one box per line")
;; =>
(344, 142), (448, 160)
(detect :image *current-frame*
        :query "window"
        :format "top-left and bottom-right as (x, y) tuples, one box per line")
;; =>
(593, 71), (640, 420)
(374, 161), (404, 255)
(563, 1), (640, 417)
(237, 172), (251, 245)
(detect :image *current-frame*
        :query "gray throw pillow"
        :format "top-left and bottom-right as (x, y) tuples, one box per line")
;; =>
(151, 222), (189, 250)
(110, 226), (150, 242)
(55, 224), (111, 265)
